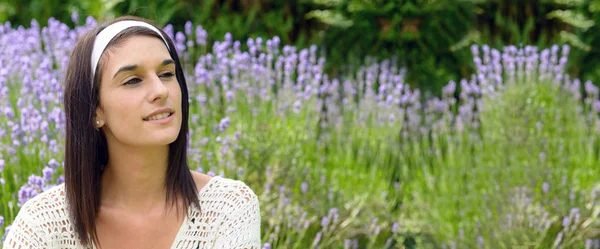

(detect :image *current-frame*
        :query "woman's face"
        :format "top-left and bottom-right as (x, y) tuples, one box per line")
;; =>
(95, 35), (182, 148)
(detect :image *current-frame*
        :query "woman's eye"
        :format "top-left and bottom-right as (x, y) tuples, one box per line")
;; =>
(124, 77), (141, 85)
(160, 72), (175, 78)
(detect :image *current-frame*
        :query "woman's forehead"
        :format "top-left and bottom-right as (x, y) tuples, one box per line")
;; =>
(104, 35), (171, 67)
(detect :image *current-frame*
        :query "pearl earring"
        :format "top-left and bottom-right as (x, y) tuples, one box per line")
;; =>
(96, 120), (100, 125)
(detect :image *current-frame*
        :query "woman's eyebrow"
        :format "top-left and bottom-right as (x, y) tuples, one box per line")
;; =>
(112, 59), (174, 79)
(161, 59), (175, 67)
(113, 64), (137, 79)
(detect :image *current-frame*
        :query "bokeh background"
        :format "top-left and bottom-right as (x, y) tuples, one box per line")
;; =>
(0, 0), (599, 248)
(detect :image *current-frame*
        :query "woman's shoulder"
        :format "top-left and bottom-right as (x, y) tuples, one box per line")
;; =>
(3, 184), (69, 247)
(197, 174), (259, 207)
(20, 183), (67, 217)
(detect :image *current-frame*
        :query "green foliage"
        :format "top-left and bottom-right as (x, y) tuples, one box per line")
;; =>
(544, 0), (600, 86)
(548, 10), (594, 31)
(2, 0), (600, 95)
(1, 10), (599, 245)
(306, 0), (478, 94)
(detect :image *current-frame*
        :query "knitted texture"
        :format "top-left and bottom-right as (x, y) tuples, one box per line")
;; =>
(3, 176), (261, 249)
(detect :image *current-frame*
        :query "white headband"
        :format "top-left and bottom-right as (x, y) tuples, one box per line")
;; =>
(90, 20), (171, 84)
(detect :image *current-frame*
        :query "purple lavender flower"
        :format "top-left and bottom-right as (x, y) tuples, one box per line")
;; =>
(48, 158), (60, 169)
(593, 100), (600, 113)
(18, 186), (37, 205)
(374, 225), (381, 235)
(71, 12), (79, 24)
(477, 236), (485, 247)
(300, 182), (308, 194)
(344, 239), (352, 249)
(585, 239), (593, 249)
(218, 117), (230, 132)
(162, 24), (174, 41)
(585, 80), (598, 97)
(225, 90), (234, 102)
(42, 167), (54, 183)
(443, 80), (456, 97)
(562, 215), (570, 228)
(312, 231), (322, 247)
(562, 44), (570, 57)
(4, 225), (11, 242)
(542, 182), (550, 194)
(195, 25), (207, 45)
(321, 216), (329, 228)
(57, 175), (64, 184)
(175, 31), (186, 53)
(225, 32), (233, 45)
(184, 21), (193, 36)
(27, 175), (44, 189)
(482, 44), (490, 64)
(471, 44), (479, 57)
(554, 231), (564, 248)
(3, 106), (14, 119)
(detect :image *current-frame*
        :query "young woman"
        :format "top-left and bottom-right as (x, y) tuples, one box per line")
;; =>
(3, 16), (261, 249)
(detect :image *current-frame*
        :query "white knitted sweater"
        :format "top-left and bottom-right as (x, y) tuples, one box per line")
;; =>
(2, 176), (261, 249)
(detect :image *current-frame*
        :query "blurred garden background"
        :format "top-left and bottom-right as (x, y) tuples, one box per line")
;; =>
(1, 0), (600, 248)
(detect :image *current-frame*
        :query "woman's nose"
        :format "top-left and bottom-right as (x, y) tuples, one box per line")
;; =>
(148, 74), (169, 102)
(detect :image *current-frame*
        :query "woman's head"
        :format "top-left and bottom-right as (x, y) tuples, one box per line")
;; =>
(94, 29), (182, 148)
(63, 16), (198, 246)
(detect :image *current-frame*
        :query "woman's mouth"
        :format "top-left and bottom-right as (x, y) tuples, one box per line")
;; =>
(144, 112), (172, 121)
(143, 113), (174, 124)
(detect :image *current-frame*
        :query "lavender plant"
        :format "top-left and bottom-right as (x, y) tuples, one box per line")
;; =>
(0, 16), (598, 249)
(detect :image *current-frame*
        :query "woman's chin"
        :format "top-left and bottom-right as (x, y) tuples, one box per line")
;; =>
(140, 128), (181, 146)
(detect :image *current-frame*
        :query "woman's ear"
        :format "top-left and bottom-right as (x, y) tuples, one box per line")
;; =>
(95, 106), (105, 129)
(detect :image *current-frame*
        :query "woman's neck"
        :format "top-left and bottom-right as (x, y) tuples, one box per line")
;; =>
(99, 144), (170, 215)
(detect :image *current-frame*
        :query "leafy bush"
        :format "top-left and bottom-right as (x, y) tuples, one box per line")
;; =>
(3, 1), (600, 96)
(1, 17), (599, 248)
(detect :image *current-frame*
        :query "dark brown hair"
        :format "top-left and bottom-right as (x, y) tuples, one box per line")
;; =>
(63, 16), (199, 247)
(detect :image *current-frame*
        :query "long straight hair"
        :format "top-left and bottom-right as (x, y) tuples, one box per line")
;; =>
(63, 16), (199, 247)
